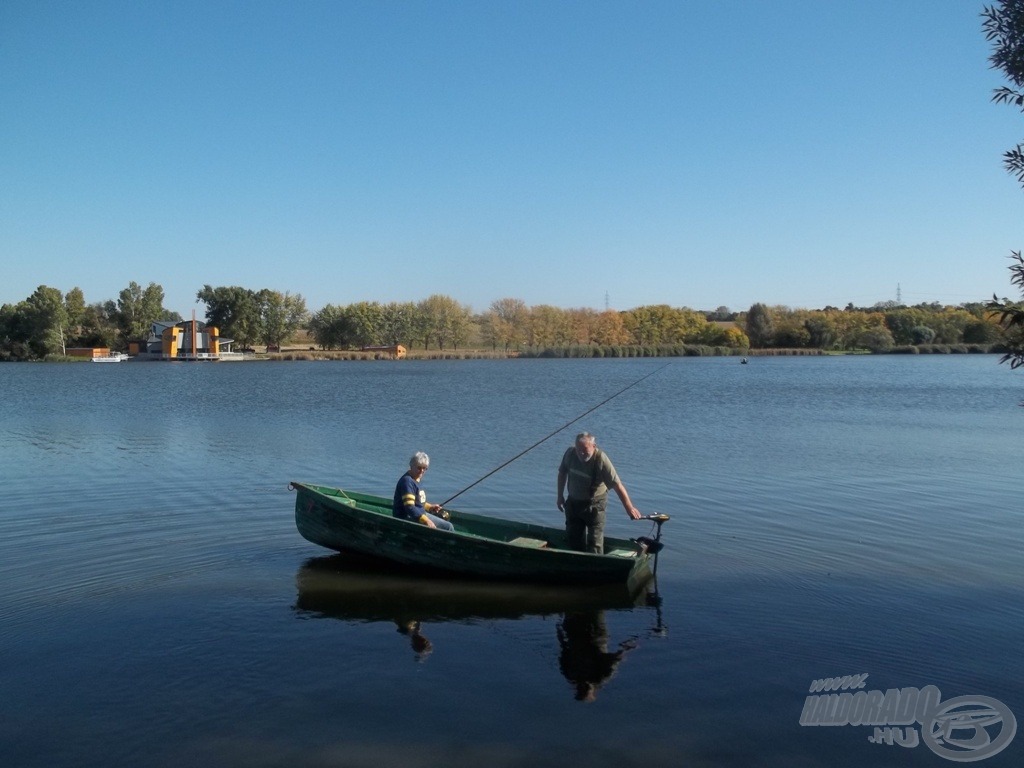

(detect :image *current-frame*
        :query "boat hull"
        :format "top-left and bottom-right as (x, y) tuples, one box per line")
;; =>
(292, 482), (654, 588)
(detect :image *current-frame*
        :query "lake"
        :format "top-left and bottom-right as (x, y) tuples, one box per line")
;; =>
(1, 355), (1021, 767)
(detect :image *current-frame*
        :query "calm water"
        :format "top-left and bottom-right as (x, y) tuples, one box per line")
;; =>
(1, 356), (1021, 767)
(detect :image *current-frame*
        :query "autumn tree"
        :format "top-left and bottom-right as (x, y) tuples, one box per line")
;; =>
(528, 305), (574, 348)
(482, 298), (529, 352)
(590, 310), (632, 346)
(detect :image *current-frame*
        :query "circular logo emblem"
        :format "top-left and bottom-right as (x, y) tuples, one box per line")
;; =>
(922, 695), (1017, 762)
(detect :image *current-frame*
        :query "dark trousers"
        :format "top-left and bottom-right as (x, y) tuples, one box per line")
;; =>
(564, 496), (607, 554)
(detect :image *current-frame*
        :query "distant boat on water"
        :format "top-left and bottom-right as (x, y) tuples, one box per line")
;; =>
(91, 352), (131, 363)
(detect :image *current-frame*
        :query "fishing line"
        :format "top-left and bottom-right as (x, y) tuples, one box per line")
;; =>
(440, 362), (672, 507)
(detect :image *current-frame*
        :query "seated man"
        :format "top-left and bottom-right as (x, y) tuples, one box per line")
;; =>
(393, 451), (454, 531)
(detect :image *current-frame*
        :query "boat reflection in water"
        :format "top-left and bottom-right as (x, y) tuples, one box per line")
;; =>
(294, 554), (665, 698)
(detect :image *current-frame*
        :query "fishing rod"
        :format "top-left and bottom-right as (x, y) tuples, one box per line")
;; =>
(439, 362), (672, 508)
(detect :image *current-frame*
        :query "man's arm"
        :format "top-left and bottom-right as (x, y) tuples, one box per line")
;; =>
(611, 481), (641, 519)
(557, 467), (567, 511)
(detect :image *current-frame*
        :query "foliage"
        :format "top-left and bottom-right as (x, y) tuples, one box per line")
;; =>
(116, 281), (169, 341)
(743, 303), (775, 348)
(26, 285), (69, 356)
(259, 290), (309, 347)
(481, 298), (529, 351)
(987, 251), (1024, 367)
(985, 2), (1024, 368)
(0, 280), (1009, 362)
(417, 294), (472, 350)
(196, 285), (263, 349)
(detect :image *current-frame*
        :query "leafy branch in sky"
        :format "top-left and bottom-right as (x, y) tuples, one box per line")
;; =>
(984, 1), (1024, 367)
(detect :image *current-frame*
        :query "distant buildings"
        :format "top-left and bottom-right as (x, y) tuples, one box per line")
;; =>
(66, 347), (115, 360)
(360, 344), (406, 359)
(129, 319), (237, 361)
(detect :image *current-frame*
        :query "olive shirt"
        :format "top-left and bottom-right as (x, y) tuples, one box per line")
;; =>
(559, 447), (620, 502)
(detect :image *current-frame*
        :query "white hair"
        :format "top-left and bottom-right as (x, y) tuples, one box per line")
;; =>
(410, 451), (430, 469)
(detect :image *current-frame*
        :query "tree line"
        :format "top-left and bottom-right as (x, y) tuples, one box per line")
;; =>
(0, 282), (308, 360)
(739, 301), (1004, 352)
(1, 279), (1014, 362)
(0, 282), (179, 361)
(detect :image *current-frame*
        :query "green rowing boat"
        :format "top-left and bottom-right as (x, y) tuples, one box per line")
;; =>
(291, 482), (663, 588)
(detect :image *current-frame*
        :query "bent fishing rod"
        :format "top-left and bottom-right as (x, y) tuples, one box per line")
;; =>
(439, 362), (672, 508)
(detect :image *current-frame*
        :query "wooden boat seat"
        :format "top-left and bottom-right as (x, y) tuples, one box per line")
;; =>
(606, 548), (637, 558)
(509, 536), (548, 548)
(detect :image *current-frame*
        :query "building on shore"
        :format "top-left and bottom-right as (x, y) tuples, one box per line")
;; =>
(360, 344), (406, 359)
(129, 320), (238, 361)
(66, 347), (114, 360)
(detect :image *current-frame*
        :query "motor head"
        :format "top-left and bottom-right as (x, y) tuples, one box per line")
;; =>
(635, 536), (665, 555)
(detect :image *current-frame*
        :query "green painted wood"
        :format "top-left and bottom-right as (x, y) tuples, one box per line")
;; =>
(291, 482), (655, 587)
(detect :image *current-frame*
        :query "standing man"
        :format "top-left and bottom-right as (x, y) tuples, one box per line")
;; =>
(556, 432), (641, 554)
(393, 451), (454, 531)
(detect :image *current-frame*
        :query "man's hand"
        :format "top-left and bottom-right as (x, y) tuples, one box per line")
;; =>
(557, 496), (565, 512)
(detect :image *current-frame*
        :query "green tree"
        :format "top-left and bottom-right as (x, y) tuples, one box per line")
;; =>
(308, 304), (345, 349)
(0, 301), (34, 360)
(989, 252), (1024, 367)
(76, 302), (120, 349)
(117, 281), (168, 342)
(743, 303), (775, 348)
(804, 316), (836, 349)
(343, 301), (385, 348)
(380, 302), (418, 347)
(64, 288), (86, 331)
(984, 2), (1024, 367)
(196, 285), (262, 349)
(856, 326), (895, 353)
(911, 325), (936, 344)
(259, 290), (308, 348)
(25, 285), (69, 356)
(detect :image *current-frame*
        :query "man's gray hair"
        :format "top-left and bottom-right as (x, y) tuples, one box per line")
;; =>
(575, 432), (596, 445)
(410, 451), (430, 469)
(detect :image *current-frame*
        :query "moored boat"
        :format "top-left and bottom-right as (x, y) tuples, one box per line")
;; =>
(91, 352), (130, 363)
(291, 482), (665, 588)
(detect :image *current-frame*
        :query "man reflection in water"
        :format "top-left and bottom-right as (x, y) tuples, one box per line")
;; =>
(396, 620), (433, 661)
(557, 610), (636, 702)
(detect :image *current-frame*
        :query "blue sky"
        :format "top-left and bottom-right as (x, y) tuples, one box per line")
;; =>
(2, 0), (1022, 316)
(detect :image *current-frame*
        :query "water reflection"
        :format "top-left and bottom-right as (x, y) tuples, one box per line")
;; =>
(294, 554), (665, 697)
(557, 610), (637, 701)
